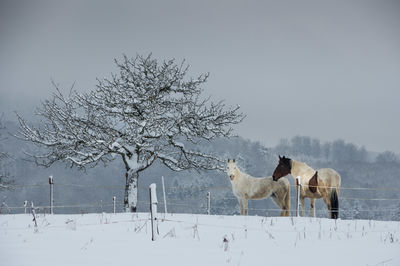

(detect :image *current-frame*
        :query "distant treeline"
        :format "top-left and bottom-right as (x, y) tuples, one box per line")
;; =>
(273, 135), (399, 163)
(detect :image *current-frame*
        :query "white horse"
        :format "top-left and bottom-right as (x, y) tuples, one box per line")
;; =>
(272, 156), (341, 219)
(226, 159), (290, 216)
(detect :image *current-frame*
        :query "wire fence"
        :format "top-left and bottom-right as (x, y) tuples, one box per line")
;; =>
(7, 181), (400, 192)
(1, 180), (400, 221)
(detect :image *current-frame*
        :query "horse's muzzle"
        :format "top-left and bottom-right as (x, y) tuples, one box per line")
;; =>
(272, 175), (278, 181)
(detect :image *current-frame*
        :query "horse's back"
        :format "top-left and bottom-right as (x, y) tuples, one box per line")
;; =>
(247, 175), (274, 199)
(318, 168), (341, 191)
(232, 173), (270, 199)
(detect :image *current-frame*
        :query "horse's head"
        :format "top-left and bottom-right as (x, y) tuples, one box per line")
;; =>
(226, 159), (238, 181)
(272, 155), (292, 181)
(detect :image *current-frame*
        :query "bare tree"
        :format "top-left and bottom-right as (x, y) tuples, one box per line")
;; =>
(0, 115), (12, 190)
(0, 152), (9, 189)
(16, 54), (244, 212)
(376, 151), (399, 163)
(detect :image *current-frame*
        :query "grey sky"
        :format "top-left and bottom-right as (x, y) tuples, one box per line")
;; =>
(1, 0), (399, 153)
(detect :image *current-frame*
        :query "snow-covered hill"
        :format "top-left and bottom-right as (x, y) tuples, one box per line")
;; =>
(1, 213), (399, 266)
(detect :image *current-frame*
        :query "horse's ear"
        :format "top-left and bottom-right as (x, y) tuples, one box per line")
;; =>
(227, 159), (230, 163)
(233, 159), (235, 163)
(279, 155), (282, 160)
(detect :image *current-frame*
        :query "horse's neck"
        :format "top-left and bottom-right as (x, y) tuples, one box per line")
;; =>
(291, 160), (315, 182)
(236, 169), (269, 183)
(236, 168), (248, 181)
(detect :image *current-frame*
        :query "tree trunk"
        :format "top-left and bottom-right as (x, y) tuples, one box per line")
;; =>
(124, 169), (139, 212)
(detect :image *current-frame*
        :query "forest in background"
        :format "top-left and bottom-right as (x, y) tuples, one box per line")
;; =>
(1, 119), (399, 220)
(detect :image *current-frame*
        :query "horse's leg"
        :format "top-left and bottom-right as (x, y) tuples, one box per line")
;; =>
(284, 187), (291, 216)
(243, 198), (248, 216)
(271, 193), (283, 216)
(272, 191), (288, 216)
(322, 196), (332, 218)
(283, 184), (291, 217)
(310, 198), (316, 217)
(239, 198), (244, 215)
(300, 196), (305, 217)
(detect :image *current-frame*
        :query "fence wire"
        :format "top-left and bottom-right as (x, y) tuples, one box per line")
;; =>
(7, 182), (400, 191)
(1, 180), (400, 220)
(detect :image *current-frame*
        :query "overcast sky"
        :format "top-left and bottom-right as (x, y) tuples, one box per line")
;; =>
(1, 0), (399, 153)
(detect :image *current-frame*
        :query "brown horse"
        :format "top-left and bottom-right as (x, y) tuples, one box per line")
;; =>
(272, 156), (341, 219)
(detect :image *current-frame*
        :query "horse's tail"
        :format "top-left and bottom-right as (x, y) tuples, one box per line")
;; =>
(330, 188), (339, 219)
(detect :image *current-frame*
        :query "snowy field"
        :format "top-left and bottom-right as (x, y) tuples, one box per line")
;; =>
(1, 213), (399, 266)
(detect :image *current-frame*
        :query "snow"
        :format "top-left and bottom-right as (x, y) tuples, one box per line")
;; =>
(1, 213), (399, 266)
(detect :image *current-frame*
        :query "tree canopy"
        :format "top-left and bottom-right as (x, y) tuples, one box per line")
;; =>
(16, 54), (244, 211)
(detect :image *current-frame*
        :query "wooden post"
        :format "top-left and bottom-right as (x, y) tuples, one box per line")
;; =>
(161, 176), (168, 214)
(24, 201), (27, 214)
(113, 197), (116, 214)
(296, 176), (301, 217)
(149, 183), (158, 241)
(49, 176), (54, 214)
(207, 192), (211, 215)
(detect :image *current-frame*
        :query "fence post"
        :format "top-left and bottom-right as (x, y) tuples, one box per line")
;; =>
(149, 183), (158, 241)
(49, 176), (54, 214)
(296, 176), (301, 217)
(24, 200), (28, 214)
(161, 176), (168, 214)
(113, 196), (116, 214)
(207, 192), (211, 215)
